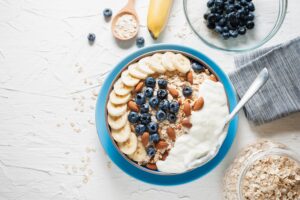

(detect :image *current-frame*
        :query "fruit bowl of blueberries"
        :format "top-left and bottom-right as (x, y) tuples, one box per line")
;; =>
(183, 0), (287, 52)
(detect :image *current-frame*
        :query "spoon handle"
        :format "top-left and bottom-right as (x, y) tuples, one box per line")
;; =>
(226, 68), (269, 124)
(126, 0), (135, 9)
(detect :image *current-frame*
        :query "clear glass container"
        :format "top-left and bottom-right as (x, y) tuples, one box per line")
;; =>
(223, 140), (300, 200)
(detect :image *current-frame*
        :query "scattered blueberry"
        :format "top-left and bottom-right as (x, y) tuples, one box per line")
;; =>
(247, 2), (255, 11)
(191, 62), (205, 73)
(87, 33), (96, 43)
(229, 30), (238, 38)
(149, 133), (160, 143)
(135, 93), (146, 105)
(103, 8), (112, 18)
(204, 13), (209, 20)
(157, 89), (168, 99)
(136, 37), (145, 48)
(246, 21), (255, 29)
(147, 146), (156, 157)
(128, 112), (139, 124)
(147, 122), (158, 133)
(207, 0), (214, 8)
(157, 79), (168, 89)
(139, 113), (151, 125)
(246, 13), (255, 21)
(182, 86), (193, 97)
(144, 87), (153, 98)
(140, 103), (150, 113)
(156, 110), (167, 121)
(238, 26), (247, 35)
(168, 113), (177, 123)
(207, 22), (216, 30)
(135, 124), (146, 135)
(222, 32), (230, 40)
(149, 96), (159, 108)
(145, 77), (156, 88)
(158, 99), (170, 112)
(169, 100), (179, 113)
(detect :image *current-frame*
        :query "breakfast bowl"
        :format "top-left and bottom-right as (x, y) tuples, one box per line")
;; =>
(95, 44), (238, 185)
(183, 0), (287, 52)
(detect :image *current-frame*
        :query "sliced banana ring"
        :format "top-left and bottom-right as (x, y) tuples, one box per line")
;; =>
(111, 121), (131, 143)
(107, 112), (128, 130)
(162, 52), (176, 71)
(149, 53), (166, 73)
(121, 70), (140, 87)
(173, 53), (191, 74)
(107, 100), (127, 117)
(118, 132), (138, 155)
(109, 90), (131, 105)
(128, 141), (147, 162)
(128, 63), (148, 79)
(137, 57), (155, 75)
(113, 79), (133, 96)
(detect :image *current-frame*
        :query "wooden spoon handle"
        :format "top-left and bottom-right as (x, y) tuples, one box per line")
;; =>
(126, 0), (135, 10)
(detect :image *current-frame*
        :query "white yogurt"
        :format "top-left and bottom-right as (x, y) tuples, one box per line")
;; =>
(156, 80), (229, 173)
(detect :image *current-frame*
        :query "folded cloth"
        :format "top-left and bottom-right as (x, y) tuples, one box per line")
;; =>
(229, 37), (300, 125)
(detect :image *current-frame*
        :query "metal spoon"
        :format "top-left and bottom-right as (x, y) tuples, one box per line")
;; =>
(225, 67), (269, 124)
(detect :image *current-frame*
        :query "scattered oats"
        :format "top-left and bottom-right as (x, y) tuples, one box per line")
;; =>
(91, 96), (96, 101)
(72, 97), (76, 100)
(81, 96), (85, 100)
(82, 175), (89, 184)
(80, 109), (84, 113)
(84, 78), (88, 84)
(72, 165), (78, 174)
(88, 169), (93, 175)
(77, 67), (83, 73)
(89, 81), (93, 85)
(74, 107), (78, 111)
(88, 119), (94, 125)
(92, 90), (98, 96)
(56, 123), (61, 127)
(86, 147), (91, 153)
(89, 105), (94, 110)
(74, 128), (81, 133)
(70, 122), (75, 127)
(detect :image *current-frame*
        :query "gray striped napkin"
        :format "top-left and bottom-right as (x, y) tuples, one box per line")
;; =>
(229, 37), (300, 125)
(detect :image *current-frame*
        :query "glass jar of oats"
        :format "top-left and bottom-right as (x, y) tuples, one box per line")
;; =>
(223, 140), (300, 200)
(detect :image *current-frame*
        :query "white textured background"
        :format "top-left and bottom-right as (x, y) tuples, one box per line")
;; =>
(0, 0), (299, 200)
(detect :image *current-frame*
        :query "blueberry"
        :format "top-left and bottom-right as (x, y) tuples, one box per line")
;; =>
(215, 0), (224, 7)
(210, 6), (218, 13)
(240, 0), (248, 6)
(139, 113), (151, 124)
(136, 37), (145, 48)
(158, 79), (168, 89)
(156, 110), (167, 121)
(223, 26), (229, 32)
(217, 18), (227, 27)
(87, 33), (96, 43)
(207, 22), (216, 30)
(215, 25), (223, 33)
(207, 0), (215, 8)
(245, 0), (252, 2)
(246, 13), (255, 21)
(228, 0), (235, 3)
(169, 100), (179, 113)
(140, 103), (150, 113)
(135, 93), (146, 105)
(144, 87), (153, 98)
(229, 30), (238, 38)
(157, 89), (168, 99)
(247, 2), (255, 11)
(238, 27), (247, 35)
(182, 86), (193, 97)
(149, 96), (159, 108)
(103, 8), (112, 18)
(147, 122), (158, 133)
(149, 133), (160, 143)
(234, 3), (242, 10)
(135, 124), (146, 135)
(222, 32), (230, 40)
(147, 146), (156, 157)
(158, 99), (170, 112)
(168, 113), (177, 123)
(204, 13), (209, 20)
(145, 77), (156, 88)
(128, 112), (139, 123)
(246, 21), (255, 29)
(207, 14), (217, 24)
(192, 62), (205, 73)
(226, 4), (235, 13)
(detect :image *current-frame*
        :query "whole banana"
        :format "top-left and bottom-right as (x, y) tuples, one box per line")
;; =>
(147, 0), (173, 40)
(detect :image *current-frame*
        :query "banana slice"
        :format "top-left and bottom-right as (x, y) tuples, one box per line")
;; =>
(128, 63), (148, 79)
(121, 70), (140, 87)
(118, 132), (138, 155)
(149, 53), (166, 73)
(111, 121), (131, 143)
(137, 57), (155, 75)
(109, 90), (131, 105)
(107, 100), (127, 117)
(162, 52), (176, 71)
(128, 141), (147, 162)
(113, 79), (133, 96)
(173, 53), (191, 74)
(107, 112), (128, 130)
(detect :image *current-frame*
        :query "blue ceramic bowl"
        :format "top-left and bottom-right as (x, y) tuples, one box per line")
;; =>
(95, 44), (238, 185)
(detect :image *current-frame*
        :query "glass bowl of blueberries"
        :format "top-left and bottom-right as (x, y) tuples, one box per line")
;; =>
(183, 0), (287, 52)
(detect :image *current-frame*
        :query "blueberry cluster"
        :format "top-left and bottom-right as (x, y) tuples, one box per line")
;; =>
(204, 0), (255, 39)
(128, 77), (180, 157)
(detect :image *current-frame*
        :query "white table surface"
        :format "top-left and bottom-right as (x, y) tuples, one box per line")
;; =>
(0, 0), (299, 199)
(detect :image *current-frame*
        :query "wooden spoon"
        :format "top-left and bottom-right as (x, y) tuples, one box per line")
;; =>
(111, 0), (139, 41)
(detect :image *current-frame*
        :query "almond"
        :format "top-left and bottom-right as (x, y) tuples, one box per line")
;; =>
(141, 132), (149, 147)
(183, 101), (191, 116)
(161, 151), (169, 161)
(135, 81), (144, 92)
(128, 101), (139, 112)
(168, 87), (179, 98)
(210, 74), (218, 82)
(167, 127), (176, 141)
(187, 71), (193, 84)
(193, 97), (204, 111)
(182, 118), (192, 128)
(156, 140), (168, 149)
(146, 163), (157, 170)
(178, 99), (182, 105)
